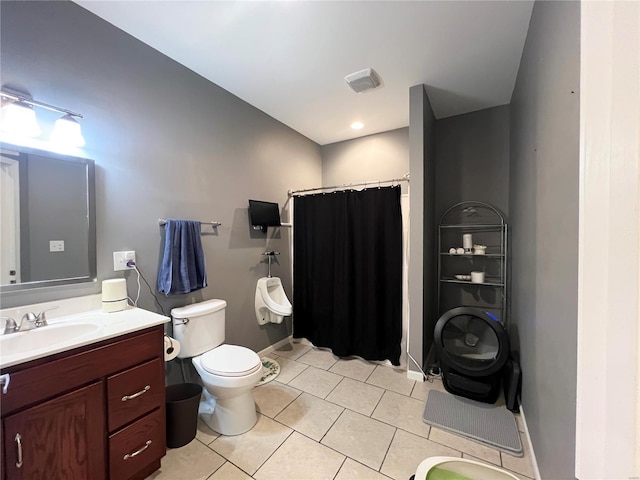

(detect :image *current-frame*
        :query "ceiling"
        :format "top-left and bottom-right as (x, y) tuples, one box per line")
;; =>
(74, 1), (534, 146)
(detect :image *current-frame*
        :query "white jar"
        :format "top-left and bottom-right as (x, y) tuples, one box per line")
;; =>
(470, 271), (485, 284)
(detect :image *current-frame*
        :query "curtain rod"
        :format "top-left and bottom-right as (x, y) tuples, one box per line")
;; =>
(288, 176), (409, 196)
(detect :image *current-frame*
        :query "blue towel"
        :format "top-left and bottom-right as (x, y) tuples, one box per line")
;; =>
(157, 219), (207, 295)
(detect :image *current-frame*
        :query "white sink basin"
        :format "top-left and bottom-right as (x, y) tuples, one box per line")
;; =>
(0, 322), (101, 358)
(0, 303), (169, 368)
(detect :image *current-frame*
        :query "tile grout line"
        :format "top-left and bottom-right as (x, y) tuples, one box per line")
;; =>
(274, 359), (309, 385)
(200, 352), (527, 480)
(245, 416), (295, 478)
(318, 407), (347, 445)
(322, 372), (347, 400)
(377, 426), (400, 476)
(367, 385), (388, 418)
(269, 411), (369, 478)
(201, 439), (251, 476)
(331, 456), (348, 480)
(258, 381), (303, 419)
(288, 356), (509, 442)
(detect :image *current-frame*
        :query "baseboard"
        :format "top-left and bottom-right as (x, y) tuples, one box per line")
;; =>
(257, 335), (292, 358)
(518, 403), (542, 480)
(407, 369), (424, 382)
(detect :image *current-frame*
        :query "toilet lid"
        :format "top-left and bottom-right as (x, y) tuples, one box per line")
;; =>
(201, 344), (261, 377)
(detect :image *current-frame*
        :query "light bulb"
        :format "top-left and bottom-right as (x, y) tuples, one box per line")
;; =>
(0, 101), (41, 137)
(351, 121), (364, 130)
(51, 114), (85, 147)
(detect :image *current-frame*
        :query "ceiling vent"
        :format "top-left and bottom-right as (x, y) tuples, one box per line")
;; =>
(344, 68), (382, 93)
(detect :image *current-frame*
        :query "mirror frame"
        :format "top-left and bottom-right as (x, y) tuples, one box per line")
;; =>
(0, 142), (96, 293)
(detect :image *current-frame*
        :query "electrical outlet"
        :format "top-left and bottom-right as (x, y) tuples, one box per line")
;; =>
(113, 251), (136, 271)
(49, 240), (65, 252)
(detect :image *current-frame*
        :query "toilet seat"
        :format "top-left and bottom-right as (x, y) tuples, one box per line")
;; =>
(201, 344), (261, 377)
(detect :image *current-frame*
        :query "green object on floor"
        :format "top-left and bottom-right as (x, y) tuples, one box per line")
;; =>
(257, 357), (280, 385)
(425, 467), (473, 480)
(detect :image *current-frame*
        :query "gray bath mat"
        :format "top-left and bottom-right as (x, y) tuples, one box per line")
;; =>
(423, 390), (523, 456)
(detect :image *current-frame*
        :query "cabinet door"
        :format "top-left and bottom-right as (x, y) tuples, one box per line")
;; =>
(3, 382), (106, 480)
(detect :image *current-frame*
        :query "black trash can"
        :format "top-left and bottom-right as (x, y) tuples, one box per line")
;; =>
(165, 383), (202, 448)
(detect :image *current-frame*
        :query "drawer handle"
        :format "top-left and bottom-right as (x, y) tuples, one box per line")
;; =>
(15, 433), (23, 468)
(1, 373), (10, 394)
(123, 440), (152, 461)
(121, 385), (150, 402)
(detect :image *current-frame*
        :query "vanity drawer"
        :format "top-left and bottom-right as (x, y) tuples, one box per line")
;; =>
(109, 408), (164, 480)
(0, 327), (163, 417)
(107, 358), (164, 431)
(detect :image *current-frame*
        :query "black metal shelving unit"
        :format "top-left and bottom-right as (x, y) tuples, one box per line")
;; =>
(437, 201), (508, 325)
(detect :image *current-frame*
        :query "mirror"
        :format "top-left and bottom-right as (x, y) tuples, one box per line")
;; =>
(0, 142), (96, 292)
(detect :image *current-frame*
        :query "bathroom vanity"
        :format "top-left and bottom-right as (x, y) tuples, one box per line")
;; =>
(0, 303), (169, 480)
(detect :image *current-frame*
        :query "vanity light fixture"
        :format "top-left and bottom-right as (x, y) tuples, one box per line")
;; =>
(0, 99), (41, 137)
(51, 114), (85, 147)
(0, 87), (85, 147)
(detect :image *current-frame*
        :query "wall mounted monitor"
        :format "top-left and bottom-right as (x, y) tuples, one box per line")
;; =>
(248, 199), (281, 232)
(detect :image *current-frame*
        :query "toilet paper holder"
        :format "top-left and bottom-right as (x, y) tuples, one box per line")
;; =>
(164, 334), (175, 355)
(163, 334), (181, 361)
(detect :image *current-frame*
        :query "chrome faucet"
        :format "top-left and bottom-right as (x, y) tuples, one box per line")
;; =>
(1, 317), (19, 335)
(1, 306), (58, 335)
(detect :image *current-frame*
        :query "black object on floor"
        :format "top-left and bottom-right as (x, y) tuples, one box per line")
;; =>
(503, 351), (522, 412)
(434, 307), (510, 403)
(165, 383), (202, 448)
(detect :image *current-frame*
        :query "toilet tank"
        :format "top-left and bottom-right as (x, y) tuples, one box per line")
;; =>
(171, 299), (227, 358)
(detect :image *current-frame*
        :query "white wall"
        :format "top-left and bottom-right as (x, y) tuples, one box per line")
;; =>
(575, 1), (640, 478)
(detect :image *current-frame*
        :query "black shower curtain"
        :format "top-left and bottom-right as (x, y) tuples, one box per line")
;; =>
(293, 185), (403, 365)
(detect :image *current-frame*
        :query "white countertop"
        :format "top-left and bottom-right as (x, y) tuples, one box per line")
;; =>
(0, 297), (170, 369)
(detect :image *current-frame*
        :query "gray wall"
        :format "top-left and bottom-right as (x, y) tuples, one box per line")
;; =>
(509, 1), (580, 478)
(435, 105), (510, 221)
(321, 128), (409, 193)
(428, 105), (511, 360)
(409, 85), (436, 374)
(0, 2), (322, 364)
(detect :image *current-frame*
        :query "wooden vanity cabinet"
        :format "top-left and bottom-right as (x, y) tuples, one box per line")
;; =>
(0, 325), (166, 480)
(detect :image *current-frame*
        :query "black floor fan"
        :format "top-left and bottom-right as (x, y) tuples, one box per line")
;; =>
(434, 307), (510, 404)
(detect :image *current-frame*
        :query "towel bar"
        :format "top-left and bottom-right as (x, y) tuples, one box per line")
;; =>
(158, 219), (221, 227)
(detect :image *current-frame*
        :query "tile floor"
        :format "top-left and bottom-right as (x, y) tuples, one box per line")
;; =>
(147, 342), (536, 480)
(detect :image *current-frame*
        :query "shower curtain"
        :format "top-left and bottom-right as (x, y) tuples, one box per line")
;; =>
(293, 185), (403, 365)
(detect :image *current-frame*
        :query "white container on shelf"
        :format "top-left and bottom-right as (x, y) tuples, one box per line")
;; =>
(462, 233), (473, 252)
(473, 244), (487, 255)
(470, 271), (485, 284)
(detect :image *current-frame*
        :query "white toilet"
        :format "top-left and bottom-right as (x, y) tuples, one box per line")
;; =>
(171, 299), (262, 436)
(255, 277), (292, 325)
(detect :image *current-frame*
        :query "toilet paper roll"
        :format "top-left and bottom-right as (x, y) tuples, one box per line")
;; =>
(164, 336), (181, 362)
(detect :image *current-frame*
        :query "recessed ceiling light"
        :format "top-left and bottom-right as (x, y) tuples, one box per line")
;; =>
(351, 122), (364, 130)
